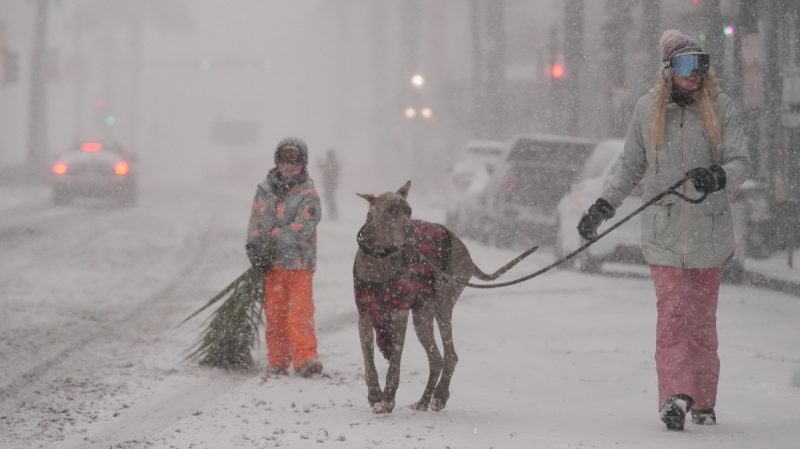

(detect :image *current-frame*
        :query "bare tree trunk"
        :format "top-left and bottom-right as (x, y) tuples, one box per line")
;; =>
(601, 0), (632, 137)
(638, 0), (661, 91)
(27, 0), (49, 179)
(702, 0), (724, 85)
(470, 0), (484, 136)
(484, 0), (506, 139)
(563, 0), (584, 136)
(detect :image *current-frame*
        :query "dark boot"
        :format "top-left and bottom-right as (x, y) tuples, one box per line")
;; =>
(297, 359), (323, 378)
(660, 394), (694, 431)
(263, 365), (288, 378)
(691, 408), (716, 425)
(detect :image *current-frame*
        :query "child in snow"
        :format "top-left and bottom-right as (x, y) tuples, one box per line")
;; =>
(246, 137), (324, 378)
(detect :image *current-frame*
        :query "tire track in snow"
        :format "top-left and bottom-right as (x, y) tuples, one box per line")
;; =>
(49, 308), (357, 449)
(0, 199), (219, 415)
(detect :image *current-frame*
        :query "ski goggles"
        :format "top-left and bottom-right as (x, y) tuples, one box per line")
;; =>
(665, 53), (711, 77)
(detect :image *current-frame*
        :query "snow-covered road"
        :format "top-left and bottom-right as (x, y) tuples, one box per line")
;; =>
(1, 171), (798, 449)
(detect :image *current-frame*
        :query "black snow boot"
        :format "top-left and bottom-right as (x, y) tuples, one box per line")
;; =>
(660, 394), (694, 431)
(691, 408), (716, 425)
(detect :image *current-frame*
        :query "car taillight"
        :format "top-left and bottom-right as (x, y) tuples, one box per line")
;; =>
(502, 169), (517, 200)
(52, 162), (68, 175)
(114, 161), (129, 176)
(81, 141), (103, 152)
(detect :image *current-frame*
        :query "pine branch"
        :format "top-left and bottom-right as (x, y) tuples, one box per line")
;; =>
(181, 267), (265, 369)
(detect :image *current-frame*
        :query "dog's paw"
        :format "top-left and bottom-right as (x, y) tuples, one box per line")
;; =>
(431, 391), (450, 412)
(372, 400), (395, 414)
(409, 401), (429, 411)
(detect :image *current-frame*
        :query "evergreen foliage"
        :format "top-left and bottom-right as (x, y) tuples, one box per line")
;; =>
(181, 267), (264, 369)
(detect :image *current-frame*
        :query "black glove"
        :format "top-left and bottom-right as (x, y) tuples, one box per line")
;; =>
(246, 237), (276, 271)
(577, 198), (615, 241)
(686, 165), (726, 193)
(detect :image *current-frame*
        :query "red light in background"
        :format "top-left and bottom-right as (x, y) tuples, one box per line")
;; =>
(81, 141), (103, 152)
(550, 63), (565, 79)
(114, 161), (129, 176)
(52, 162), (68, 175)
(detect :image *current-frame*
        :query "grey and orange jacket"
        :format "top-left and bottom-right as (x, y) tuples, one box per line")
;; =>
(247, 169), (321, 271)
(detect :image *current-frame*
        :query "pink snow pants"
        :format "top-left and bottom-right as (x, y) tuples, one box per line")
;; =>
(650, 264), (721, 411)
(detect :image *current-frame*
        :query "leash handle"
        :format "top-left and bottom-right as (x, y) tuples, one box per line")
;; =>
(467, 175), (708, 289)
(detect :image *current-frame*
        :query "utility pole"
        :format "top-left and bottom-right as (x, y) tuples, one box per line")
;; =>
(470, 0), (484, 137)
(369, 2), (391, 171)
(401, 0), (422, 179)
(601, 0), (632, 137)
(484, 0), (506, 139)
(638, 0), (661, 93)
(129, 12), (143, 153)
(470, 0), (506, 139)
(547, 25), (562, 133)
(762, 0), (781, 191)
(563, 0), (584, 136)
(701, 0), (724, 86)
(27, 0), (49, 178)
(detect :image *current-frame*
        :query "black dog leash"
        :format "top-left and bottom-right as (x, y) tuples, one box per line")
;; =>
(466, 175), (709, 289)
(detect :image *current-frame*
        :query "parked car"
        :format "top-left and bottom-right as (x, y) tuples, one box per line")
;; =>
(51, 141), (138, 206)
(480, 134), (597, 247)
(555, 138), (748, 283)
(444, 140), (506, 239)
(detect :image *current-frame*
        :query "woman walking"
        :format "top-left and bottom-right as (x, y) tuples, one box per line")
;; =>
(577, 30), (751, 430)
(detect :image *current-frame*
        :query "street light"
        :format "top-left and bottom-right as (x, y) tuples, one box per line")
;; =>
(404, 107), (433, 120)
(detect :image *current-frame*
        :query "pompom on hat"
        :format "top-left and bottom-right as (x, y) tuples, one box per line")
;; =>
(660, 29), (705, 62)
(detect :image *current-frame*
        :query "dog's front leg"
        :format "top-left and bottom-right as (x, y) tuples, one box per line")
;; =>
(379, 309), (409, 414)
(358, 314), (382, 409)
(431, 306), (459, 412)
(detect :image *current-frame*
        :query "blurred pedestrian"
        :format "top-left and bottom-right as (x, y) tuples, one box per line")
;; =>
(246, 137), (323, 378)
(317, 149), (340, 221)
(577, 30), (750, 430)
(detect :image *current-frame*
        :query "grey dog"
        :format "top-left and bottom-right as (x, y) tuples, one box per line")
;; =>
(353, 180), (536, 413)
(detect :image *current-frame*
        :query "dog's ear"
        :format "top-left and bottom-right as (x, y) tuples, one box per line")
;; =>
(396, 180), (411, 199)
(356, 193), (376, 205)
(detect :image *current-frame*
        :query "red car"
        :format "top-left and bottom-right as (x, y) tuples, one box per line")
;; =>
(51, 141), (138, 206)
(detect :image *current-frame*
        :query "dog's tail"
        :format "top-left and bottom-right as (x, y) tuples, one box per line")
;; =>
(470, 245), (538, 281)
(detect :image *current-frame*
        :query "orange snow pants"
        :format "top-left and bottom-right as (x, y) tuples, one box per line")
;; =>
(264, 269), (318, 371)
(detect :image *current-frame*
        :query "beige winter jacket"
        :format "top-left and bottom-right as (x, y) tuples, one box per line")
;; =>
(601, 88), (751, 268)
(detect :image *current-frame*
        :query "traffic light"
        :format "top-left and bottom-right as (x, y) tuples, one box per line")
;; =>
(550, 63), (565, 80)
(2, 51), (20, 85)
(723, 25), (735, 37)
(93, 97), (118, 127)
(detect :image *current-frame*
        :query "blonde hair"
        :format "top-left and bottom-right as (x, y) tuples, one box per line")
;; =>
(649, 68), (721, 151)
